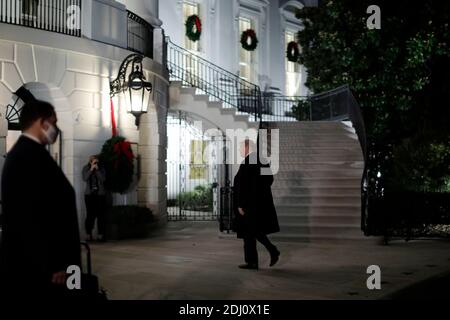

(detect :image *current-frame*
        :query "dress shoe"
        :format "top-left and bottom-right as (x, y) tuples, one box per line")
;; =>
(270, 249), (280, 267)
(238, 263), (259, 270)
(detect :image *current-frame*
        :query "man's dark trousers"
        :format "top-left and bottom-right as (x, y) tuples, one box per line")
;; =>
(244, 234), (278, 265)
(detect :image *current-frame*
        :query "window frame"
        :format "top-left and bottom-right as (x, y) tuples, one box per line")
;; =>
(183, 0), (202, 53)
(238, 15), (258, 83)
(284, 28), (302, 96)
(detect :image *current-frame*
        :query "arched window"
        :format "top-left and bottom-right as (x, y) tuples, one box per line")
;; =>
(6, 86), (36, 131)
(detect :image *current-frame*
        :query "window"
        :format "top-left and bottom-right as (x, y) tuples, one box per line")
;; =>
(285, 30), (301, 96)
(183, 1), (200, 52)
(239, 17), (257, 83)
(183, 1), (201, 85)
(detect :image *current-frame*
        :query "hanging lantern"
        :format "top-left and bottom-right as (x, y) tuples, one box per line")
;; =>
(110, 54), (153, 127)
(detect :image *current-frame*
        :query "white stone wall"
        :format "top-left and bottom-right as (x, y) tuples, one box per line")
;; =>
(82, 0), (128, 48)
(117, 0), (162, 26)
(0, 29), (169, 234)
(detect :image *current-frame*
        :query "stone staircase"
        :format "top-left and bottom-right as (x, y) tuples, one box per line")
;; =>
(269, 121), (366, 242)
(169, 80), (367, 242)
(169, 80), (258, 132)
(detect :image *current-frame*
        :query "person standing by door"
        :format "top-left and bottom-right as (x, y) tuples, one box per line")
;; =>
(82, 155), (107, 242)
(234, 139), (280, 270)
(0, 100), (81, 299)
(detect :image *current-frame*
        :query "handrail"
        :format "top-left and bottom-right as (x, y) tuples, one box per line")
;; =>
(346, 87), (367, 161)
(309, 84), (350, 99)
(127, 10), (154, 59)
(168, 39), (258, 89)
(167, 38), (262, 123)
(260, 86), (356, 122)
(0, 0), (81, 37)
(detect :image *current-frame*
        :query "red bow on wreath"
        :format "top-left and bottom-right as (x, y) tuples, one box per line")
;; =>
(113, 140), (134, 168)
(194, 16), (201, 33)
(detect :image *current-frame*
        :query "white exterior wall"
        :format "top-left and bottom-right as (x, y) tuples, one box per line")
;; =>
(0, 17), (169, 235)
(83, 0), (128, 48)
(117, 0), (162, 26)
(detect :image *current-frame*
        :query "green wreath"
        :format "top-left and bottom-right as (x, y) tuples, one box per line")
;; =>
(240, 29), (258, 51)
(185, 14), (202, 42)
(287, 41), (300, 62)
(99, 136), (135, 194)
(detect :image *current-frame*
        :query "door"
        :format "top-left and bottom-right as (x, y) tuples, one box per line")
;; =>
(166, 111), (222, 221)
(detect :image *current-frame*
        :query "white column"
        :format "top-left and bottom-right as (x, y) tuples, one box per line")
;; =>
(0, 117), (7, 198)
(137, 102), (167, 222)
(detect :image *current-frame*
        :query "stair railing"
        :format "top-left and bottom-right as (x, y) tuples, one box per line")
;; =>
(166, 38), (262, 123)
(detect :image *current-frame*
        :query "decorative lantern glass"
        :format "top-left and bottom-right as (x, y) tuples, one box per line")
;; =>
(110, 54), (152, 127)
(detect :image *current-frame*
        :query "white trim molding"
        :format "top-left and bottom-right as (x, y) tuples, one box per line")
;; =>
(280, 0), (304, 29)
(235, 0), (270, 86)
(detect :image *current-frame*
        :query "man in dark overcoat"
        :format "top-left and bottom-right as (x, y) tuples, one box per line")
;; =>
(0, 100), (81, 299)
(234, 139), (280, 270)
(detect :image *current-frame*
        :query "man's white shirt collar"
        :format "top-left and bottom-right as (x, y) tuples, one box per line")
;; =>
(22, 133), (42, 145)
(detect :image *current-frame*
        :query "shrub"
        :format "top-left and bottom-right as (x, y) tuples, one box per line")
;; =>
(292, 100), (312, 121)
(387, 136), (450, 193)
(176, 184), (213, 212)
(106, 205), (154, 240)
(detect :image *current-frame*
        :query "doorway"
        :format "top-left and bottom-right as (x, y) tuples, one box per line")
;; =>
(166, 111), (224, 221)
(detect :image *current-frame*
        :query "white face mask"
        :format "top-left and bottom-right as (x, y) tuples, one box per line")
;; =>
(42, 121), (59, 145)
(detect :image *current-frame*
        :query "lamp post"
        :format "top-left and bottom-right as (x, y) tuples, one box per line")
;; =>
(110, 54), (153, 127)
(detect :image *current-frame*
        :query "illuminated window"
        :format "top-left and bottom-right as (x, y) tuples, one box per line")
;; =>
(239, 17), (257, 83)
(285, 31), (301, 96)
(183, 1), (200, 52)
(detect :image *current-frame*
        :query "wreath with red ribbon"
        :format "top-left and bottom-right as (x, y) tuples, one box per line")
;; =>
(100, 136), (135, 194)
(287, 41), (300, 62)
(240, 29), (258, 51)
(185, 14), (202, 42)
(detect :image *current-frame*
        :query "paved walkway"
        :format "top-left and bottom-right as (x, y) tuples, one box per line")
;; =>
(89, 222), (450, 300)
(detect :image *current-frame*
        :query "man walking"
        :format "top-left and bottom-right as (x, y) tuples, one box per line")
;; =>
(0, 100), (81, 298)
(234, 139), (280, 270)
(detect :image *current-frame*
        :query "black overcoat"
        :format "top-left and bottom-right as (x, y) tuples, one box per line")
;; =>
(0, 136), (81, 295)
(233, 152), (280, 239)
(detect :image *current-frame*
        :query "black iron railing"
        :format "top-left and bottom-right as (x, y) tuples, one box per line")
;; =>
(260, 85), (363, 123)
(260, 95), (307, 121)
(0, 0), (81, 37)
(306, 85), (367, 157)
(167, 39), (262, 122)
(219, 186), (234, 233)
(127, 10), (154, 59)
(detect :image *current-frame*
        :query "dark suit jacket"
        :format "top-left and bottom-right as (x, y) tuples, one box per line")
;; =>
(233, 152), (280, 238)
(0, 136), (81, 294)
